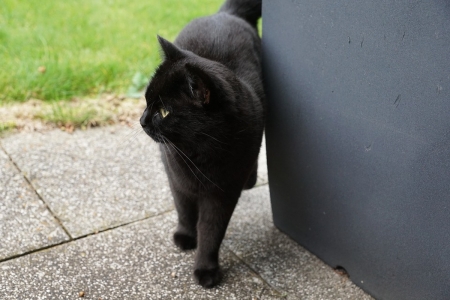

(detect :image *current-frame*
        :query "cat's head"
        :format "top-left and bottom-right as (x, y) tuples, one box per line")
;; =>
(140, 36), (238, 147)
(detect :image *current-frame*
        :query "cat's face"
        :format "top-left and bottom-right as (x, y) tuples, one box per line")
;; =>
(140, 68), (207, 145)
(140, 37), (218, 146)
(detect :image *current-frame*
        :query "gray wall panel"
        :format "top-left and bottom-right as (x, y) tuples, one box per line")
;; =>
(263, 1), (450, 299)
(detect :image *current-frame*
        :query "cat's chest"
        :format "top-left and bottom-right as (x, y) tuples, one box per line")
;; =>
(161, 144), (211, 172)
(160, 144), (232, 189)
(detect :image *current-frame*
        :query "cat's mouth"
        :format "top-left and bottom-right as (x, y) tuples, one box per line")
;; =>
(142, 127), (164, 143)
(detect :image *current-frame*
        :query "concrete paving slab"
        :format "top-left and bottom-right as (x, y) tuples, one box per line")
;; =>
(0, 211), (282, 300)
(225, 186), (374, 300)
(256, 135), (268, 187)
(1, 126), (173, 238)
(0, 125), (371, 299)
(1, 126), (267, 239)
(0, 148), (69, 261)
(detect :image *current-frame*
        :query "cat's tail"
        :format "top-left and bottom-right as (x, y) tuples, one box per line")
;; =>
(219, 0), (262, 27)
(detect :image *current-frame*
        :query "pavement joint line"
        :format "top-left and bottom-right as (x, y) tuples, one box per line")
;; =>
(0, 134), (269, 264)
(0, 202), (175, 264)
(0, 141), (73, 240)
(226, 246), (286, 298)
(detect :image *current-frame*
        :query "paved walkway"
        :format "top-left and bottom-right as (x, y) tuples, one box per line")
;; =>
(0, 125), (373, 299)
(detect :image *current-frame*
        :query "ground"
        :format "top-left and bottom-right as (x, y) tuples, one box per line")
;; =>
(0, 121), (374, 299)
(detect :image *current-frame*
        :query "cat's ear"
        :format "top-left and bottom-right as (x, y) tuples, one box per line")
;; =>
(185, 63), (211, 105)
(157, 35), (184, 61)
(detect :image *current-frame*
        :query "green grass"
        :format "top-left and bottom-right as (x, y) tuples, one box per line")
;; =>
(35, 102), (108, 129)
(0, 0), (222, 103)
(0, 121), (16, 134)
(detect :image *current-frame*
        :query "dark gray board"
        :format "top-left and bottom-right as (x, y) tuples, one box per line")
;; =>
(262, 1), (450, 299)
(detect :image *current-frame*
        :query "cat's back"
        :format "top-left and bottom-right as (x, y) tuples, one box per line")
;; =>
(174, 12), (261, 78)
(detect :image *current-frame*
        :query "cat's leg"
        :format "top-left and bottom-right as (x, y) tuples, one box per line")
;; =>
(172, 189), (198, 250)
(193, 194), (239, 288)
(243, 160), (258, 190)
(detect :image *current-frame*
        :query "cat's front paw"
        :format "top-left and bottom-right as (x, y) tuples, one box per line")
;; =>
(173, 232), (197, 250)
(194, 267), (222, 288)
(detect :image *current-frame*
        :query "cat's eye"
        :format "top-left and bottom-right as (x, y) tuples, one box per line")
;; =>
(160, 108), (169, 118)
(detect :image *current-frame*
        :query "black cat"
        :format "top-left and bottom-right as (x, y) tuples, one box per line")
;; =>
(140, 0), (264, 288)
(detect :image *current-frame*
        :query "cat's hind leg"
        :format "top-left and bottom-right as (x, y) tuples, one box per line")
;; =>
(243, 160), (258, 190)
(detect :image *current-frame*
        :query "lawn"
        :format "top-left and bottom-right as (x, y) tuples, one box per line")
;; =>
(0, 0), (222, 103)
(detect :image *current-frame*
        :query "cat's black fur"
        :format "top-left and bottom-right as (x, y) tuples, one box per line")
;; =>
(140, 0), (264, 288)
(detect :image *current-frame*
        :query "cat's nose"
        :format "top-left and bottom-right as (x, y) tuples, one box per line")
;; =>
(140, 108), (148, 127)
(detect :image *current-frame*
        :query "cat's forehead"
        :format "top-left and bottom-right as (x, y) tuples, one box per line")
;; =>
(145, 62), (186, 101)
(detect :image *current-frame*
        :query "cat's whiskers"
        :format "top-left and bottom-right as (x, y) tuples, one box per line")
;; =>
(162, 136), (207, 189)
(160, 136), (172, 167)
(161, 138), (185, 177)
(119, 126), (145, 150)
(149, 100), (155, 111)
(166, 138), (224, 192)
(159, 95), (168, 110)
(129, 120), (141, 129)
(195, 131), (233, 154)
(198, 132), (227, 145)
(163, 136), (223, 192)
